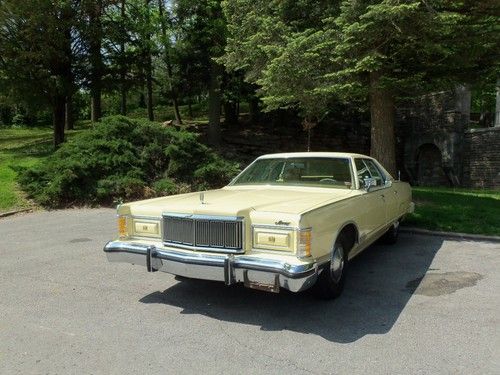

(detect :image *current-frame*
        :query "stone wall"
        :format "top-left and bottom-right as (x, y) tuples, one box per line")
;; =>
(463, 127), (500, 189)
(220, 118), (370, 166)
(398, 89), (468, 186)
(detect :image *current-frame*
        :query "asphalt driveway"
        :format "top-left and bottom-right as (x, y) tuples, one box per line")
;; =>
(1, 209), (499, 374)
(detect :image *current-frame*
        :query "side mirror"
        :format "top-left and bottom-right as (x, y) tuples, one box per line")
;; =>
(363, 177), (377, 192)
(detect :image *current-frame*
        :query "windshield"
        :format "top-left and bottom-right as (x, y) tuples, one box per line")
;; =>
(231, 157), (353, 189)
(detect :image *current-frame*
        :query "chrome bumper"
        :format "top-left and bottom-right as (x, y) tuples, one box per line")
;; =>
(103, 241), (318, 293)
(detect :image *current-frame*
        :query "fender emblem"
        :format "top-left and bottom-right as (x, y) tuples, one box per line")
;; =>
(275, 220), (290, 226)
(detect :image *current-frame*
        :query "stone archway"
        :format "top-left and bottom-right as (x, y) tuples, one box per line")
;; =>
(415, 143), (450, 186)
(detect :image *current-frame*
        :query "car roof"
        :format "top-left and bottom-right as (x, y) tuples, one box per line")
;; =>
(256, 152), (371, 160)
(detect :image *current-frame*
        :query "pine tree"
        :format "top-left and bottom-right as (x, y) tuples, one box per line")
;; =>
(0, 0), (76, 147)
(223, 0), (499, 174)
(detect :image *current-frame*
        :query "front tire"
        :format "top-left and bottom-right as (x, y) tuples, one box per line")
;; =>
(312, 236), (348, 299)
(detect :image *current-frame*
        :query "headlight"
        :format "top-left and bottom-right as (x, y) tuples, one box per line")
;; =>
(132, 219), (160, 238)
(117, 215), (160, 239)
(252, 226), (295, 252)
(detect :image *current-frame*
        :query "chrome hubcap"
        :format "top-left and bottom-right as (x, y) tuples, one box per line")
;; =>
(330, 244), (344, 282)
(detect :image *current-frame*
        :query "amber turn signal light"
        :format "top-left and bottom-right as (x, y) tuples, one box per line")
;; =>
(118, 216), (128, 238)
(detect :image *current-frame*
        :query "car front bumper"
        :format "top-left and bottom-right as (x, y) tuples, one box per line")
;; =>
(103, 241), (319, 293)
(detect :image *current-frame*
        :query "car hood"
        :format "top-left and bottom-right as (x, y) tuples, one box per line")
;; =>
(125, 185), (357, 217)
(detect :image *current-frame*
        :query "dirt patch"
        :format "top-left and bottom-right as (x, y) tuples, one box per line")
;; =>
(406, 271), (483, 296)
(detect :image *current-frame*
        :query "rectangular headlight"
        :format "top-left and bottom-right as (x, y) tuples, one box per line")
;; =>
(253, 227), (295, 252)
(133, 220), (160, 238)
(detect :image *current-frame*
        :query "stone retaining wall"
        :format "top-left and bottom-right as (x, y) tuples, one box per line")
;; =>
(463, 127), (500, 189)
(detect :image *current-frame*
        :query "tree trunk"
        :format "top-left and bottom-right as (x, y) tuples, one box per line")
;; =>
(249, 96), (260, 124)
(119, 0), (127, 116)
(139, 91), (146, 108)
(224, 101), (238, 126)
(53, 96), (66, 148)
(144, 0), (154, 121)
(91, 91), (101, 122)
(188, 99), (193, 119)
(172, 96), (182, 124)
(89, 0), (103, 123)
(158, 0), (181, 125)
(65, 96), (74, 130)
(208, 60), (223, 146)
(369, 71), (397, 176)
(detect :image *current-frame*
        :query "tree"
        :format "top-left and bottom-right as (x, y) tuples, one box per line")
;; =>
(223, 0), (499, 175)
(158, 0), (182, 124)
(176, 0), (227, 145)
(82, 0), (105, 122)
(0, 0), (76, 147)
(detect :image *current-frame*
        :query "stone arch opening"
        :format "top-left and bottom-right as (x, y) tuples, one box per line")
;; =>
(415, 143), (450, 186)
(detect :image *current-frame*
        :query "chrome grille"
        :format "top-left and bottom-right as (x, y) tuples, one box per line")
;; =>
(163, 214), (243, 252)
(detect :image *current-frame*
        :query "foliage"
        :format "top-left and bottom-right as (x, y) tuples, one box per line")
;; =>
(16, 116), (240, 207)
(223, 0), (499, 117)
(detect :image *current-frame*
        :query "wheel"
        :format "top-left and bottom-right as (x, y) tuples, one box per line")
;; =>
(312, 236), (348, 299)
(383, 220), (400, 245)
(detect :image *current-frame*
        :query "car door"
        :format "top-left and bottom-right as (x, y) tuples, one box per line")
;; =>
(354, 158), (390, 243)
(371, 159), (400, 224)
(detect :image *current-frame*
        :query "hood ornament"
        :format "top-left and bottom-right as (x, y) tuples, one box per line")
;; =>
(200, 192), (205, 205)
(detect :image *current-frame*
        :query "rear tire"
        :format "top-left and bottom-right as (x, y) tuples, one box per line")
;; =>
(383, 220), (400, 245)
(312, 235), (348, 300)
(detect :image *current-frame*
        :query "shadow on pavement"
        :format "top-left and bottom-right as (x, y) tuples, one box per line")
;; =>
(140, 234), (443, 343)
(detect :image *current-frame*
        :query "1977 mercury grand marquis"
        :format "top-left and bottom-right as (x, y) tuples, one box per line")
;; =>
(104, 152), (414, 298)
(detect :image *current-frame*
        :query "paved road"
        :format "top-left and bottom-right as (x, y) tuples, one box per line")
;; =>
(1, 209), (499, 374)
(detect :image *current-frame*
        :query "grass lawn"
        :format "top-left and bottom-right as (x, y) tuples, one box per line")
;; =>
(0, 126), (84, 213)
(405, 186), (500, 236)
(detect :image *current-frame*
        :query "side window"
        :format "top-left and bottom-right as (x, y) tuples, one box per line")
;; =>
(355, 159), (386, 188)
(363, 159), (385, 186)
(355, 159), (370, 188)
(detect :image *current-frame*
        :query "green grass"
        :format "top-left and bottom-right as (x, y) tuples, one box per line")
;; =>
(0, 126), (85, 213)
(405, 186), (500, 236)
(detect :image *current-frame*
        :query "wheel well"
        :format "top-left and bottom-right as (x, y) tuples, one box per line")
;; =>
(337, 224), (358, 253)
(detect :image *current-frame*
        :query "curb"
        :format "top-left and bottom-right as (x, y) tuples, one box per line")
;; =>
(400, 226), (500, 243)
(0, 208), (33, 218)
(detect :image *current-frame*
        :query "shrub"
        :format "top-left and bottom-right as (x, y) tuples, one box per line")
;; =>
(17, 116), (240, 207)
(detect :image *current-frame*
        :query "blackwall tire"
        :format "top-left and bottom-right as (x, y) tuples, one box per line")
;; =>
(312, 236), (348, 300)
(383, 221), (400, 245)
